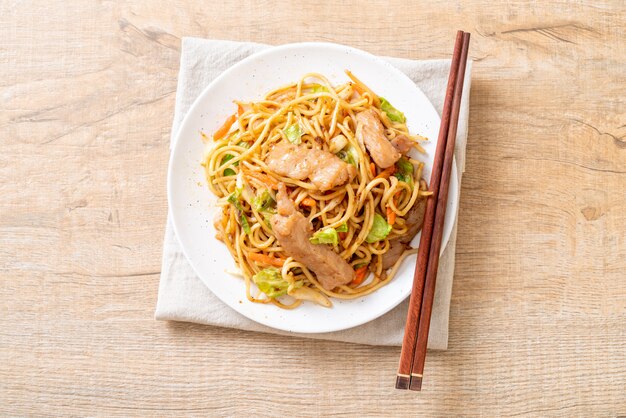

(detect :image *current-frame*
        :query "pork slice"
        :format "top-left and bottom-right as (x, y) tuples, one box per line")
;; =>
(390, 134), (413, 154)
(355, 109), (401, 168)
(266, 142), (356, 191)
(271, 183), (355, 290)
(381, 197), (427, 269)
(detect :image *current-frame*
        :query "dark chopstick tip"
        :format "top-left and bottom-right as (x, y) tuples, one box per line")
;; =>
(409, 376), (423, 391)
(395, 375), (410, 390)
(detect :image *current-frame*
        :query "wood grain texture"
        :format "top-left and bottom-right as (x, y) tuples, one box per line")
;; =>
(1, 0), (625, 416)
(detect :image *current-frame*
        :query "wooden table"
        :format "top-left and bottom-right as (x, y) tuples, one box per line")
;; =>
(2, 1), (625, 416)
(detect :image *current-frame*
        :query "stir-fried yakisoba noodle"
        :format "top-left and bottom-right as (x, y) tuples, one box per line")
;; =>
(202, 71), (432, 309)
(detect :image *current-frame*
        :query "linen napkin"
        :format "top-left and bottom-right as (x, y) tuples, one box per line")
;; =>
(156, 38), (472, 349)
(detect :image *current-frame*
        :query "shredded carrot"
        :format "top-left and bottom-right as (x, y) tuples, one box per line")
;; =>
(242, 167), (279, 190)
(213, 114), (237, 140)
(352, 82), (366, 96)
(300, 197), (316, 207)
(375, 165), (396, 180)
(386, 205), (396, 225)
(345, 70), (380, 106)
(370, 162), (376, 177)
(351, 265), (369, 286)
(338, 232), (347, 240)
(248, 252), (286, 267)
(237, 104), (244, 116)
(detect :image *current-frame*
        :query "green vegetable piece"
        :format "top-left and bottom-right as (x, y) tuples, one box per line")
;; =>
(221, 153), (239, 175)
(310, 83), (329, 93)
(227, 193), (251, 234)
(309, 227), (339, 245)
(336, 144), (359, 167)
(365, 213), (392, 243)
(336, 223), (348, 233)
(261, 209), (275, 230)
(237, 141), (251, 148)
(380, 97), (406, 123)
(396, 157), (413, 175)
(394, 157), (414, 187)
(252, 189), (275, 212)
(252, 267), (289, 298)
(284, 123), (304, 144)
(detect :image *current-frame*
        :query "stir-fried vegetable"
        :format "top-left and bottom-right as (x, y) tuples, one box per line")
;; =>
(288, 286), (331, 307)
(329, 135), (348, 153)
(220, 141), (249, 176)
(260, 208), (275, 230)
(235, 171), (254, 206)
(242, 167), (279, 190)
(252, 267), (289, 298)
(386, 206), (397, 225)
(336, 144), (359, 167)
(309, 227), (339, 246)
(220, 154), (236, 176)
(300, 197), (316, 207)
(248, 252), (286, 268)
(336, 223), (348, 233)
(284, 123), (304, 144)
(351, 265), (369, 286)
(375, 165), (396, 180)
(365, 213), (392, 243)
(309, 83), (329, 93)
(227, 192), (251, 234)
(394, 157), (414, 188)
(252, 189), (275, 212)
(379, 97), (406, 123)
(213, 114), (237, 140)
(345, 70), (380, 106)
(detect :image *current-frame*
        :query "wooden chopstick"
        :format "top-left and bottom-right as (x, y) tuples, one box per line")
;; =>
(408, 31), (471, 391)
(395, 30), (466, 390)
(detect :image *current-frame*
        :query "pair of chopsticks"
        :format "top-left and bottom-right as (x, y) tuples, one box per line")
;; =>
(396, 30), (471, 391)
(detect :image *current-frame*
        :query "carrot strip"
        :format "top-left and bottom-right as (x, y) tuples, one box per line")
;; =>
(352, 83), (366, 96)
(351, 265), (369, 286)
(370, 162), (376, 177)
(387, 205), (396, 225)
(242, 168), (279, 190)
(300, 197), (316, 207)
(345, 70), (380, 106)
(237, 104), (244, 116)
(248, 252), (286, 267)
(213, 114), (237, 140)
(375, 165), (396, 180)
(338, 232), (347, 240)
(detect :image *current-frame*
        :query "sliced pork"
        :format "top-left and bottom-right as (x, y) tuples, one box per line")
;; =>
(271, 183), (355, 290)
(266, 142), (356, 191)
(390, 134), (413, 154)
(355, 109), (401, 168)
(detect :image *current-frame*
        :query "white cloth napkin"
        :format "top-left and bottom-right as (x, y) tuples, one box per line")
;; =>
(156, 38), (472, 349)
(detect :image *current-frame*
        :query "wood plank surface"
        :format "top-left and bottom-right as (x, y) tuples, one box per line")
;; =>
(1, 1), (625, 416)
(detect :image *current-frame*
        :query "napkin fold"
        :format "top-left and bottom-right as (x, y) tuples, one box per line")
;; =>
(156, 38), (472, 349)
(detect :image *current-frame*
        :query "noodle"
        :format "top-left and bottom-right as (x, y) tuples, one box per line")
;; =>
(202, 72), (429, 308)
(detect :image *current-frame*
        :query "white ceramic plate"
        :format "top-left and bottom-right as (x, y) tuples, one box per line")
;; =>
(168, 42), (458, 333)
